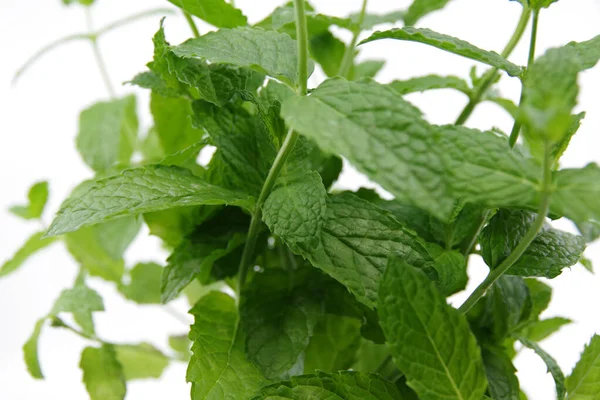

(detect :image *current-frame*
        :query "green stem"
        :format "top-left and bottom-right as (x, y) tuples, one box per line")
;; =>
(52, 317), (101, 343)
(236, 0), (309, 297)
(509, 8), (539, 148)
(375, 355), (393, 374)
(183, 11), (200, 38)
(454, 6), (531, 125)
(338, 0), (368, 78)
(461, 209), (492, 258)
(459, 141), (552, 314)
(86, 9), (116, 98)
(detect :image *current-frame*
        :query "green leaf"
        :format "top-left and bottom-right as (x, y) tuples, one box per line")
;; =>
(360, 28), (523, 77)
(281, 78), (540, 221)
(9, 181), (49, 220)
(65, 217), (141, 283)
(240, 269), (324, 379)
(80, 344), (127, 400)
(521, 317), (572, 343)
(114, 343), (169, 381)
(77, 95), (138, 172)
(250, 370), (404, 399)
(389, 75), (471, 95)
(62, 0), (94, 5)
(352, 339), (393, 374)
(167, 0), (247, 28)
(567, 34), (600, 71)
(144, 206), (211, 248)
(427, 245), (467, 296)
(169, 334), (191, 361)
(309, 31), (346, 77)
(525, 278), (552, 320)
(518, 337), (565, 400)
(23, 318), (45, 379)
(304, 314), (362, 374)
(552, 164), (600, 225)
(187, 292), (267, 399)
(577, 219), (600, 243)
(528, 0), (560, 10)
(0, 232), (58, 278)
(46, 165), (254, 236)
(191, 101), (277, 196)
(150, 94), (204, 156)
(51, 284), (104, 314)
(127, 71), (180, 98)
(352, 60), (386, 80)
(120, 263), (163, 304)
(355, 10), (405, 30)
(482, 347), (521, 400)
(566, 334), (600, 399)
(404, 0), (453, 26)
(265, 184), (435, 308)
(172, 27), (312, 88)
(480, 209), (586, 278)
(378, 258), (488, 400)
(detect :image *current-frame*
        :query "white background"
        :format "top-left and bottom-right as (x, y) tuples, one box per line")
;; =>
(1, 0), (599, 399)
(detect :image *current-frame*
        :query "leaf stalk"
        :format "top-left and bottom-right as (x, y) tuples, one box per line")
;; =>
(338, 0), (368, 78)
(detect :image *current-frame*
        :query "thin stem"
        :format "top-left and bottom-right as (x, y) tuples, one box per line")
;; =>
(509, 8), (539, 148)
(86, 9), (116, 98)
(95, 8), (175, 37)
(461, 210), (492, 258)
(183, 12), (200, 38)
(459, 141), (552, 314)
(454, 6), (531, 125)
(51, 317), (101, 343)
(294, 0), (309, 95)
(375, 355), (393, 374)
(338, 0), (368, 78)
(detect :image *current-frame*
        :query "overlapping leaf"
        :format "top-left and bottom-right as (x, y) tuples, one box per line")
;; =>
(9, 181), (49, 220)
(167, 0), (247, 28)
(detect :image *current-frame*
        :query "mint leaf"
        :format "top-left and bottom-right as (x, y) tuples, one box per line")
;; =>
(281, 78), (540, 221)
(521, 317), (572, 343)
(0, 232), (58, 278)
(353, 60), (386, 80)
(77, 95), (138, 172)
(265, 186), (436, 308)
(553, 164), (600, 225)
(65, 217), (141, 283)
(404, 0), (453, 26)
(80, 344), (127, 400)
(9, 181), (49, 220)
(304, 314), (362, 374)
(23, 318), (45, 379)
(120, 263), (163, 305)
(361, 28), (523, 77)
(46, 165), (254, 236)
(144, 206), (210, 248)
(567, 34), (600, 71)
(518, 337), (566, 400)
(250, 370), (404, 399)
(150, 94), (203, 155)
(52, 283), (104, 336)
(567, 334), (600, 399)
(389, 75), (471, 95)
(187, 292), (267, 399)
(172, 27), (312, 88)
(378, 258), (488, 400)
(167, 0), (247, 28)
(525, 279), (552, 320)
(114, 343), (169, 381)
(577, 219), (600, 243)
(191, 101), (277, 196)
(480, 209), (586, 278)
(427, 244), (467, 296)
(482, 347), (521, 400)
(169, 334), (191, 361)
(309, 31), (346, 77)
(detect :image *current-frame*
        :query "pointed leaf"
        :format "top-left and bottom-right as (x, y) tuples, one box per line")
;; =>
(482, 347), (521, 400)
(167, 0), (247, 28)
(518, 337), (565, 400)
(378, 258), (488, 400)
(9, 181), (49, 220)
(80, 344), (127, 400)
(389, 75), (471, 95)
(0, 232), (58, 278)
(404, 0), (453, 26)
(361, 27), (523, 77)
(567, 334), (600, 399)
(114, 343), (170, 381)
(23, 318), (46, 379)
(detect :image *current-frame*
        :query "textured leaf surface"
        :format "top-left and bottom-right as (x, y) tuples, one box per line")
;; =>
(51, 284), (104, 315)
(250, 370), (404, 399)
(121, 263), (163, 304)
(187, 292), (266, 399)
(240, 270), (324, 379)
(389, 75), (471, 95)
(46, 165), (253, 236)
(361, 28), (523, 76)
(480, 209), (586, 278)
(0, 232), (58, 278)
(304, 314), (361, 374)
(404, 0), (453, 26)
(553, 164), (600, 225)
(150, 94), (203, 156)
(9, 181), (49, 220)
(114, 343), (169, 381)
(378, 258), (488, 400)
(567, 334), (600, 399)
(172, 27), (309, 87)
(519, 338), (565, 399)
(77, 95), (138, 172)
(23, 318), (45, 379)
(482, 347), (521, 400)
(167, 0), (247, 28)
(282, 78), (540, 221)
(80, 345), (127, 400)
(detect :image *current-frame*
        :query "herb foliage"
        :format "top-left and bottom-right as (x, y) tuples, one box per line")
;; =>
(4, 0), (600, 399)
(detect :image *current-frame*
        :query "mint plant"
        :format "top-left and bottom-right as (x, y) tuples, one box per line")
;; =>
(3, 0), (600, 399)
